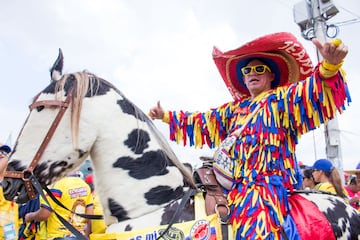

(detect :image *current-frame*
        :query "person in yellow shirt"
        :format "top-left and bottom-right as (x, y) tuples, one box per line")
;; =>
(0, 144), (18, 240)
(311, 158), (347, 198)
(24, 173), (94, 239)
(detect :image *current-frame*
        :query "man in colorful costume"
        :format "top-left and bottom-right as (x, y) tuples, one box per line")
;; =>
(149, 32), (350, 239)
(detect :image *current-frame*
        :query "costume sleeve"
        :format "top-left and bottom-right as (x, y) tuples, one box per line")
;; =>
(163, 101), (239, 149)
(284, 65), (350, 139)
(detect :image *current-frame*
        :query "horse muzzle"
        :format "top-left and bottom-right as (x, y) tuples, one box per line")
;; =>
(3, 161), (36, 204)
(2, 177), (31, 203)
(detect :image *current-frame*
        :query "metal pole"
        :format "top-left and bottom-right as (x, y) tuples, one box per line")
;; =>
(311, 0), (344, 183)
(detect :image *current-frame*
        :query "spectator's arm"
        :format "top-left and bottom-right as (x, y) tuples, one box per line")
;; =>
(85, 205), (94, 237)
(25, 207), (51, 222)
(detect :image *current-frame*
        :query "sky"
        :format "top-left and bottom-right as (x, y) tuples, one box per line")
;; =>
(1, 0), (359, 171)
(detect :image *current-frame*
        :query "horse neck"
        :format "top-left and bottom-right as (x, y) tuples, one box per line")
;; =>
(88, 94), (186, 224)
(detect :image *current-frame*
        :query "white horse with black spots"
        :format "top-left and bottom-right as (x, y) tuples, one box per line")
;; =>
(3, 50), (360, 239)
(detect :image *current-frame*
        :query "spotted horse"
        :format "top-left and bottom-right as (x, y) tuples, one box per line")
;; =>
(3, 50), (360, 240)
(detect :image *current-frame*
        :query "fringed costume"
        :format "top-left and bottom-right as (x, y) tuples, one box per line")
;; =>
(163, 67), (349, 239)
(160, 32), (351, 239)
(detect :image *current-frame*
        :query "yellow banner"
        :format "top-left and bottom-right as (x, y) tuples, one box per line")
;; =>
(90, 213), (224, 240)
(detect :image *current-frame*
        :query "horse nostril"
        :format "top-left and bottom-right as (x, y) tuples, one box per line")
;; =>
(2, 179), (10, 192)
(2, 179), (15, 201)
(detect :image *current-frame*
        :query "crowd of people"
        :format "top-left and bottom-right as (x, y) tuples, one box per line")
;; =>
(299, 160), (360, 211)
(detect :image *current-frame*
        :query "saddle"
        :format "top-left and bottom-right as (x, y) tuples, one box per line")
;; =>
(193, 157), (230, 225)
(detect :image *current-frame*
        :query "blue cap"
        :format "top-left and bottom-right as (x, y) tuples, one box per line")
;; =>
(312, 159), (334, 173)
(0, 144), (11, 153)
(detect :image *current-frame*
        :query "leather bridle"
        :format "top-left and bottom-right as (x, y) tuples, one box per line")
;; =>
(5, 90), (73, 200)
(5, 86), (104, 240)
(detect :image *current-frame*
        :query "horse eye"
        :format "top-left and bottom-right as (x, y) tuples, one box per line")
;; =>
(36, 106), (45, 112)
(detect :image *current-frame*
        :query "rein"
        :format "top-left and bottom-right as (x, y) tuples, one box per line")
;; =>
(5, 90), (73, 200)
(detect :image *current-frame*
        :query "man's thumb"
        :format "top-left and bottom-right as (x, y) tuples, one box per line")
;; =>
(312, 38), (323, 50)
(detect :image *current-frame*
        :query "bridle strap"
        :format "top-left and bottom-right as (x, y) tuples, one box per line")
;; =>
(29, 100), (70, 110)
(5, 90), (73, 200)
(28, 92), (72, 172)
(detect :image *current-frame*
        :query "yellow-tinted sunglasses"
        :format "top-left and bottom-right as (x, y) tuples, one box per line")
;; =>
(241, 65), (272, 75)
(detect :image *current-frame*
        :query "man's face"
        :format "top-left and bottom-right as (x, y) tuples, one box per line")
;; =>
(243, 59), (275, 98)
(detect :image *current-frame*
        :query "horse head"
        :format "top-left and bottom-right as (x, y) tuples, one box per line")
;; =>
(3, 50), (195, 231)
(3, 49), (99, 202)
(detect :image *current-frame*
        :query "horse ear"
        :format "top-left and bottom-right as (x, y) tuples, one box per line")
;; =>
(50, 48), (64, 81)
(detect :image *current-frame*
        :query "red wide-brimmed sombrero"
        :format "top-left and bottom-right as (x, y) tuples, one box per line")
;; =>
(213, 32), (314, 99)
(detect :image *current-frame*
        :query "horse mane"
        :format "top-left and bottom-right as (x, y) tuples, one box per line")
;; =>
(53, 71), (196, 188)
(52, 71), (97, 149)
